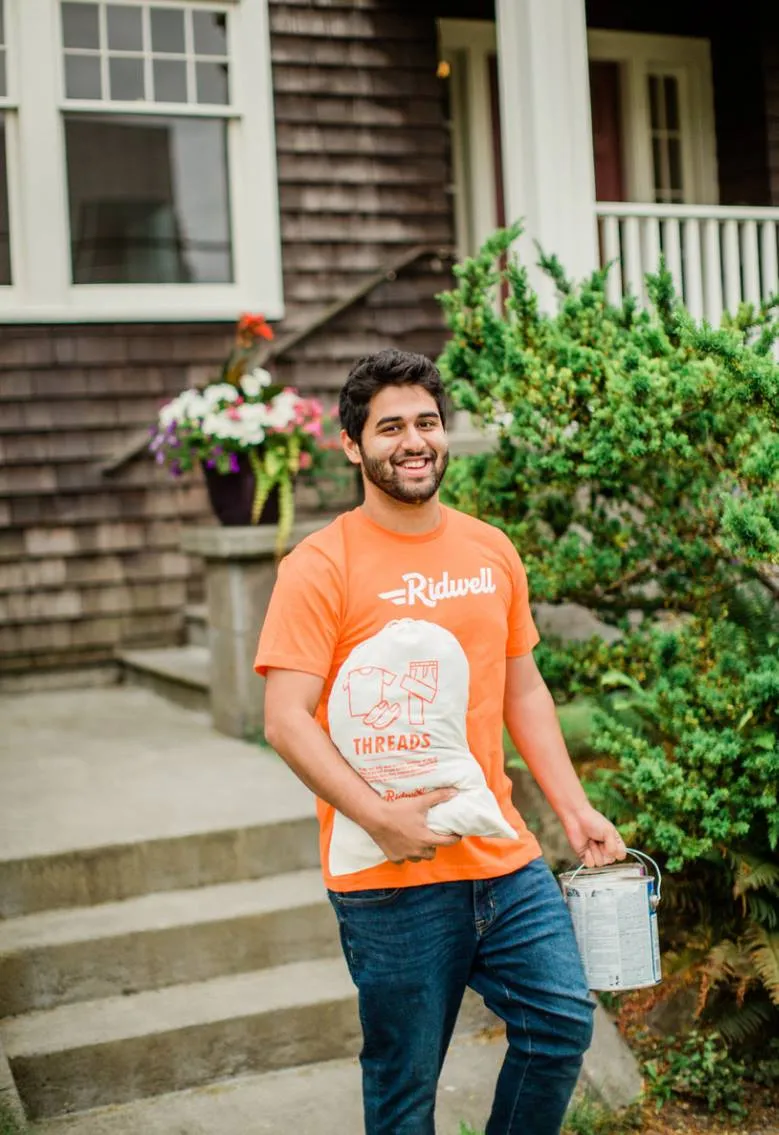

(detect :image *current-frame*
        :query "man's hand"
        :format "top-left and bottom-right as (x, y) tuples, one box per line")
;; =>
(364, 788), (462, 864)
(561, 803), (627, 868)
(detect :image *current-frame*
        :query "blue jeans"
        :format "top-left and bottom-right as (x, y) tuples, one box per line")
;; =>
(328, 857), (593, 1135)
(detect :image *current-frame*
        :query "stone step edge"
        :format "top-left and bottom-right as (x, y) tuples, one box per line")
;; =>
(0, 814), (319, 919)
(0, 869), (327, 953)
(117, 646), (209, 691)
(1, 957), (356, 1058)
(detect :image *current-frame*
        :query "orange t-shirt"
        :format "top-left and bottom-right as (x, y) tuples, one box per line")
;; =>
(254, 505), (543, 892)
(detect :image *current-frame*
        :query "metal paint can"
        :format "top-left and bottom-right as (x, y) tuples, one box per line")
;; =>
(559, 848), (662, 991)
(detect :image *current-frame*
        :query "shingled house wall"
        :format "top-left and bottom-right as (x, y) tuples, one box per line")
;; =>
(0, 0), (456, 685)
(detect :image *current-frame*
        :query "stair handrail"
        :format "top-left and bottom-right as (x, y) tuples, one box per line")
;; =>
(98, 243), (455, 478)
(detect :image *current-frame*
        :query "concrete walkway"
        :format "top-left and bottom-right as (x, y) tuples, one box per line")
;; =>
(0, 686), (314, 864)
(32, 1033), (506, 1134)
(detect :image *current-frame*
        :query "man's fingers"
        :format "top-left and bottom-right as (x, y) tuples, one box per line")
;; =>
(422, 786), (459, 808)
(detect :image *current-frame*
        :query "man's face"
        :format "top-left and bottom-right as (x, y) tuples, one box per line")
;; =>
(343, 385), (449, 505)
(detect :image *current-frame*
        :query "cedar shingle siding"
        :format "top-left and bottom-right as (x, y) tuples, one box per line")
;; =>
(0, 0), (456, 682)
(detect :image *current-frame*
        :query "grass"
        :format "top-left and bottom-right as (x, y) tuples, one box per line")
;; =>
(0, 1092), (26, 1135)
(458, 1097), (641, 1135)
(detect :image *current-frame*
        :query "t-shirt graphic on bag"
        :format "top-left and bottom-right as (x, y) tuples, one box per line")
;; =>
(327, 617), (517, 876)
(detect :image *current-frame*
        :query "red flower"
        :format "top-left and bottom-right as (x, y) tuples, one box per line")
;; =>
(237, 313), (273, 341)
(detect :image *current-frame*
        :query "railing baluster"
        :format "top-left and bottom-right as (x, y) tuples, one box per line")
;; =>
(662, 218), (684, 299)
(683, 219), (704, 321)
(742, 220), (761, 304)
(702, 218), (723, 326)
(641, 217), (661, 305)
(622, 216), (644, 299)
(760, 220), (778, 299)
(601, 215), (622, 306)
(722, 219), (741, 312)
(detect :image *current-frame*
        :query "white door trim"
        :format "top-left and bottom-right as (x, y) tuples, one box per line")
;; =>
(588, 29), (718, 205)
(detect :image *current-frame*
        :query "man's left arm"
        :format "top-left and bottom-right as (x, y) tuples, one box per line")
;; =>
(504, 652), (626, 868)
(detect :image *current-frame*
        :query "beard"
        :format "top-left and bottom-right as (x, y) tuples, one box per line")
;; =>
(359, 446), (449, 504)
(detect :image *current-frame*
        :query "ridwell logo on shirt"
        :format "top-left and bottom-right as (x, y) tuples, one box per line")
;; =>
(379, 568), (496, 608)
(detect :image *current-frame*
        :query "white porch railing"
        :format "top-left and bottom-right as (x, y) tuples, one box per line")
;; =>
(595, 203), (779, 323)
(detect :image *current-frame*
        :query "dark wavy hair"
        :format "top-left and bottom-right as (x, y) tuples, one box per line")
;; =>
(338, 349), (447, 443)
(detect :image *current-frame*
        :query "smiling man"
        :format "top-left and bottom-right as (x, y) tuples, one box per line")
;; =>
(255, 348), (626, 1135)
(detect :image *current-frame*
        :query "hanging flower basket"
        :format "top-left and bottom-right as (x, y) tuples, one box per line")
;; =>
(149, 314), (323, 555)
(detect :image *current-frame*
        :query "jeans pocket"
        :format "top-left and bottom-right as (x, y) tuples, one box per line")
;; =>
(328, 887), (403, 909)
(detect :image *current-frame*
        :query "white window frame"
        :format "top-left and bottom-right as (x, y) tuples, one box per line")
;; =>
(438, 19), (498, 261)
(0, 0), (283, 322)
(588, 30), (718, 206)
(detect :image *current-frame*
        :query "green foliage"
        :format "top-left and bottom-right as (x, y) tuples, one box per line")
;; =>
(642, 1030), (747, 1118)
(436, 226), (779, 1030)
(0, 1093), (26, 1135)
(562, 1096), (640, 1135)
(438, 223), (778, 620)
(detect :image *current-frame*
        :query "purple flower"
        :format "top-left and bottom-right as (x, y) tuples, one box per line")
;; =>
(228, 453), (240, 473)
(205, 459), (216, 469)
(155, 451), (165, 465)
(213, 446), (223, 456)
(171, 461), (182, 477)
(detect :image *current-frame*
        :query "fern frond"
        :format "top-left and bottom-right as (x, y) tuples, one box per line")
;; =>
(746, 925), (779, 1006)
(746, 893), (779, 930)
(731, 852), (779, 899)
(716, 998), (777, 1045)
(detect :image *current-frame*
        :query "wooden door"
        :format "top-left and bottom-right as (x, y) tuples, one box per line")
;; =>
(589, 60), (625, 202)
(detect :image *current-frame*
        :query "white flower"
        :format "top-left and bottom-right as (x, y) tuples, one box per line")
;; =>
(202, 405), (266, 446)
(241, 368), (273, 398)
(264, 390), (300, 430)
(201, 383), (240, 407)
(158, 388), (208, 427)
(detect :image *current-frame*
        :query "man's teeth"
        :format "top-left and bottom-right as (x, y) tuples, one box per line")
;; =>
(400, 458), (429, 468)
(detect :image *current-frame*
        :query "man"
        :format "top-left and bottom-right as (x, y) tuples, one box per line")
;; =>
(255, 349), (626, 1135)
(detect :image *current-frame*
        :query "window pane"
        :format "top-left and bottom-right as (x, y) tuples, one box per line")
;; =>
(153, 59), (187, 103)
(0, 5), (4, 43)
(65, 114), (233, 284)
(0, 51), (6, 98)
(151, 8), (185, 54)
(652, 136), (664, 196)
(65, 53), (102, 99)
(62, 2), (100, 50)
(0, 116), (11, 284)
(648, 75), (661, 130)
(106, 5), (143, 52)
(668, 137), (683, 192)
(664, 76), (680, 132)
(196, 61), (228, 105)
(192, 11), (227, 56)
(109, 55), (145, 100)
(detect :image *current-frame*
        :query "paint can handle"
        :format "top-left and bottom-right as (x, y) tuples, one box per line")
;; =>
(567, 847), (662, 907)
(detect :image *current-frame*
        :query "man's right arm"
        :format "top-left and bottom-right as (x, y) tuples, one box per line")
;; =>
(264, 668), (460, 865)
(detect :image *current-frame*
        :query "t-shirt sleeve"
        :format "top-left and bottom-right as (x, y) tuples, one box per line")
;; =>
(505, 543), (540, 657)
(254, 544), (343, 679)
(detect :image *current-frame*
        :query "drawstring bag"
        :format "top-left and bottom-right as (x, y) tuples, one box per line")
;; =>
(327, 617), (517, 876)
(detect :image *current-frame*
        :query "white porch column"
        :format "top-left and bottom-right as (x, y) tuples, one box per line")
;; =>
(496, 0), (598, 307)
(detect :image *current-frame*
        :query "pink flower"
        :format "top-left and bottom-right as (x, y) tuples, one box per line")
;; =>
(299, 451), (313, 470)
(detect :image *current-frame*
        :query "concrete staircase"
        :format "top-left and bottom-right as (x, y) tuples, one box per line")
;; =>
(0, 682), (497, 1128)
(117, 604), (210, 713)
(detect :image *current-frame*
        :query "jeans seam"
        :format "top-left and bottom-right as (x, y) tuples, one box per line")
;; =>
(505, 1001), (532, 1135)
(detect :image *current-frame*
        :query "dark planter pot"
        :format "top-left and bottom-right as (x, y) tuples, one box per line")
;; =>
(201, 454), (280, 527)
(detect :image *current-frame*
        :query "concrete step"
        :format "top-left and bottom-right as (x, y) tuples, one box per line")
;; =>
(4, 956), (496, 1121)
(1, 956), (360, 1119)
(0, 870), (338, 1017)
(31, 1032), (508, 1135)
(0, 815), (319, 920)
(184, 604), (208, 648)
(117, 646), (209, 712)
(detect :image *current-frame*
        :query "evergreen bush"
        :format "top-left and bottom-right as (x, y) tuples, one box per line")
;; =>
(436, 225), (779, 1039)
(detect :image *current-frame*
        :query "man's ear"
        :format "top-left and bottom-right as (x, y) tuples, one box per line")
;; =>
(341, 428), (362, 467)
